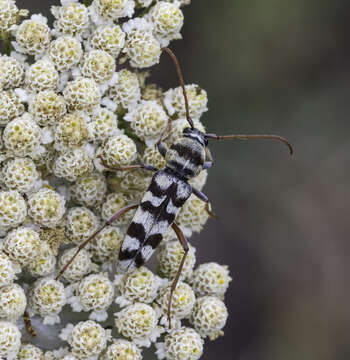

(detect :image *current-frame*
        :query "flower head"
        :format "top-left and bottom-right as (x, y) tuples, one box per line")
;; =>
(0, 283), (26, 321)
(124, 100), (168, 146)
(157, 240), (196, 280)
(142, 146), (167, 169)
(58, 247), (93, 283)
(90, 25), (126, 57)
(4, 114), (41, 157)
(14, 17), (51, 55)
(2, 157), (39, 193)
(156, 281), (195, 320)
(149, 1), (184, 46)
(190, 296), (228, 340)
(25, 59), (59, 92)
(28, 188), (66, 228)
(89, 107), (119, 142)
(66, 207), (99, 244)
(176, 194), (210, 235)
(54, 112), (89, 150)
(67, 320), (109, 358)
(141, 83), (164, 104)
(0, 191), (27, 230)
(52, 2), (89, 36)
(0, 252), (19, 287)
(29, 277), (66, 322)
(104, 339), (142, 360)
(0, 321), (21, 359)
(115, 302), (161, 346)
(81, 50), (116, 83)
(0, 0), (22, 33)
(93, 0), (135, 21)
(17, 344), (43, 360)
(0, 90), (24, 125)
(164, 84), (208, 119)
(123, 19), (161, 68)
(75, 273), (114, 318)
(64, 77), (101, 113)
(53, 148), (94, 182)
(109, 68), (141, 110)
(70, 172), (107, 208)
(49, 36), (83, 71)
(90, 225), (123, 262)
(98, 134), (137, 169)
(27, 241), (57, 277)
(189, 262), (232, 298)
(3, 226), (40, 265)
(156, 327), (203, 360)
(116, 266), (162, 305)
(0, 55), (24, 89)
(29, 90), (66, 126)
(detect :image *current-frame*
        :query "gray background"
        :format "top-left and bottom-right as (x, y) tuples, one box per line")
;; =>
(18, 1), (350, 359)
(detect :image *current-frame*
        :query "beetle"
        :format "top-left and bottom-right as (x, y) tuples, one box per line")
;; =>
(56, 47), (293, 327)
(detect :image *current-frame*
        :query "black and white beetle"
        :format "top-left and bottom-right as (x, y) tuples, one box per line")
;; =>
(56, 47), (293, 326)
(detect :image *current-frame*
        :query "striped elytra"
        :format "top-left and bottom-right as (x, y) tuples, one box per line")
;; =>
(118, 159), (196, 272)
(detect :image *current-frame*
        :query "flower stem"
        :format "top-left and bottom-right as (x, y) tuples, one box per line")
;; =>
(117, 110), (145, 145)
(1, 32), (11, 56)
(83, 0), (93, 6)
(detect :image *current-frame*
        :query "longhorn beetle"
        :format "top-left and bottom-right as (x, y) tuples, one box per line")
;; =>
(56, 47), (293, 327)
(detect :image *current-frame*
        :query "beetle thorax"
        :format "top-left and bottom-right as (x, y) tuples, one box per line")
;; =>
(165, 137), (205, 179)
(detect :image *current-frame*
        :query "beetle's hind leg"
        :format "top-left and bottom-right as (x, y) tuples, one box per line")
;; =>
(23, 310), (37, 336)
(167, 222), (189, 329)
(55, 203), (139, 281)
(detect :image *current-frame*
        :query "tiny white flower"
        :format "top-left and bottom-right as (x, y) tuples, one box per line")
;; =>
(164, 84), (208, 120)
(115, 266), (163, 306)
(189, 296), (228, 340)
(31, 13), (48, 24)
(59, 323), (75, 341)
(114, 303), (163, 347)
(17, 344), (44, 360)
(43, 313), (61, 325)
(0, 321), (21, 359)
(13, 88), (28, 102)
(189, 262), (232, 298)
(122, 19), (161, 68)
(148, 2), (184, 47)
(109, 68), (141, 110)
(29, 277), (66, 323)
(92, 0), (135, 22)
(155, 327), (203, 360)
(90, 25), (125, 57)
(68, 320), (109, 358)
(124, 100), (168, 146)
(157, 240), (196, 280)
(13, 16), (51, 56)
(0, 283), (26, 321)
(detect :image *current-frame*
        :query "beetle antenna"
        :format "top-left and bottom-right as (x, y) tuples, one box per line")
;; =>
(205, 133), (293, 155)
(162, 47), (194, 129)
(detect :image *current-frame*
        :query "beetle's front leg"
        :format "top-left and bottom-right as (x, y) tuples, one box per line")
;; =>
(203, 147), (214, 170)
(100, 157), (158, 173)
(157, 142), (167, 158)
(192, 187), (217, 218)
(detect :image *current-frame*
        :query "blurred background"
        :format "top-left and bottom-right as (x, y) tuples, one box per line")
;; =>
(18, 1), (350, 359)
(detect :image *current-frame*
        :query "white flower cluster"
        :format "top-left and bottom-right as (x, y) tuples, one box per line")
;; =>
(0, 0), (230, 358)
